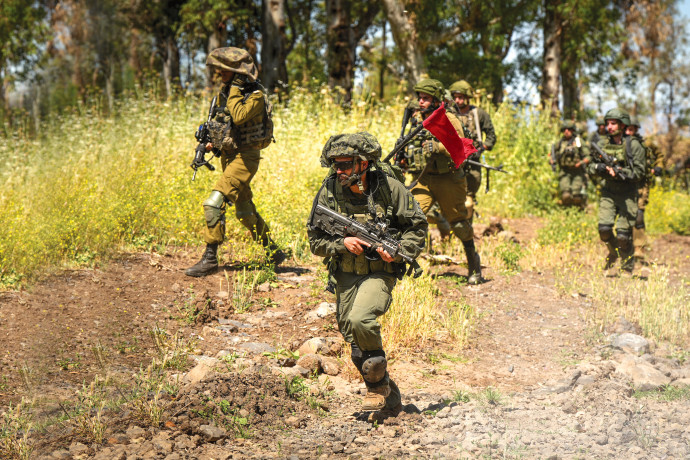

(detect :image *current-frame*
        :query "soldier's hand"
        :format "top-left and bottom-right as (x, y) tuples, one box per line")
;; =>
(605, 165), (617, 177)
(231, 74), (247, 88)
(376, 247), (395, 263)
(205, 142), (214, 152)
(344, 237), (370, 255)
(422, 140), (439, 156)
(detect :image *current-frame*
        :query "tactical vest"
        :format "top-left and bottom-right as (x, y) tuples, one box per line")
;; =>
(322, 171), (400, 276)
(404, 109), (465, 175)
(600, 137), (636, 186)
(214, 83), (274, 152)
(557, 137), (583, 169)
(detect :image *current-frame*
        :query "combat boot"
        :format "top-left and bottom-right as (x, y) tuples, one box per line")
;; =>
(618, 238), (635, 274)
(362, 384), (390, 411)
(603, 241), (618, 270)
(185, 244), (219, 277)
(367, 402), (403, 424)
(463, 240), (484, 285)
(266, 245), (288, 266)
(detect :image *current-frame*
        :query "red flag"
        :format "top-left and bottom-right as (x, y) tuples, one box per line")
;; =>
(422, 103), (477, 168)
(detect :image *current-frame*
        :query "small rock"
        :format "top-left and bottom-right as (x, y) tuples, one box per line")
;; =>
(68, 442), (90, 457)
(201, 325), (221, 337)
(198, 424), (226, 442)
(296, 353), (322, 373)
(611, 333), (650, 354)
(575, 375), (596, 386)
(298, 337), (329, 355)
(615, 355), (671, 391)
(183, 361), (215, 385)
(216, 291), (229, 299)
(508, 365), (514, 373)
(595, 435), (609, 446)
(125, 426), (146, 440)
(257, 282), (271, 292)
(321, 357), (341, 376)
(171, 283), (181, 293)
(238, 342), (276, 354)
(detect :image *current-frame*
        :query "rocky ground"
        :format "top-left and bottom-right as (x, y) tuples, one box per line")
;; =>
(1, 219), (689, 459)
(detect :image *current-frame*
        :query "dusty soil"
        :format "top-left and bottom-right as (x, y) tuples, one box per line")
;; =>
(1, 218), (689, 459)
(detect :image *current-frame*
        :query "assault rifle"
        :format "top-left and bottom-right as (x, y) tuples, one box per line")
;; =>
(549, 143), (558, 172)
(590, 142), (629, 180)
(311, 203), (417, 266)
(190, 96), (219, 181)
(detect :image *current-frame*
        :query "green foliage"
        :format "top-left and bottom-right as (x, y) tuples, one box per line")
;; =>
(633, 384), (690, 401)
(537, 208), (598, 247)
(646, 188), (690, 236)
(494, 241), (524, 272)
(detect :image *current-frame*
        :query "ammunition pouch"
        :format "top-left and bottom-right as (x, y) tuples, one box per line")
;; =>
(207, 120), (238, 153)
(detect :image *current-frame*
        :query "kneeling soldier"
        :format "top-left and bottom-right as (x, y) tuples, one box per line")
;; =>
(307, 133), (427, 422)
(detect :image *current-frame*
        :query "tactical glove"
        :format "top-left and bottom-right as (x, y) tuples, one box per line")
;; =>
(231, 74), (247, 88)
(423, 140), (439, 156)
(595, 163), (607, 175)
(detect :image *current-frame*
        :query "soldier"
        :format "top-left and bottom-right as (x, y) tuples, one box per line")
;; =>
(404, 79), (484, 284)
(550, 120), (590, 208)
(587, 108), (646, 273)
(625, 117), (663, 261)
(186, 47), (287, 277)
(448, 80), (497, 221)
(307, 132), (427, 423)
(589, 117), (606, 145)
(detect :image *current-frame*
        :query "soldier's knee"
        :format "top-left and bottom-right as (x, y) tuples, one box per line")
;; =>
(203, 190), (226, 227)
(361, 350), (387, 384)
(451, 220), (473, 241)
(235, 200), (257, 227)
(617, 231), (632, 249)
(598, 225), (614, 242)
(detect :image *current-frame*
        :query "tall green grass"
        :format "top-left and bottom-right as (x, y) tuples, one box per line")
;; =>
(0, 86), (687, 288)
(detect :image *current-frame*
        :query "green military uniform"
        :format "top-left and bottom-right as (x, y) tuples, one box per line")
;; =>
(307, 132), (427, 420)
(588, 117), (606, 145)
(405, 79), (483, 284)
(448, 81), (496, 218)
(628, 118), (664, 259)
(553, 121), (590, 208)
(587, 109), (646, 272)
(186, 47), (284, 277)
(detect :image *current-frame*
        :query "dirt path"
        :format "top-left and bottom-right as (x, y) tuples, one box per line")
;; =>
(1, 224), (689, 459)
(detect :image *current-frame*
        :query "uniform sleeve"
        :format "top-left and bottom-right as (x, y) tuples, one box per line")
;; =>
(224, 86), (265, 126)
(621, 139), (647, 182)
(478, 108), (496, 150)
(306, 185), (348, 258)
(389, 179), (428, 261)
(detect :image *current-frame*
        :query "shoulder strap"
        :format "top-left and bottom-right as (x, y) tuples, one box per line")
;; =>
(625, 136), (634, 171)
(471, 107), (482, 139)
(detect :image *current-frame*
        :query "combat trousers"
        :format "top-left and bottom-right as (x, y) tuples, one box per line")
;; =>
(411, 169), (474, 242)
(465, 164), (482, 198)
(335, 270), (401, 409)
(598, 187), (638, 235)
(558, 170), (586, 198)
(203, 149), (272, 245)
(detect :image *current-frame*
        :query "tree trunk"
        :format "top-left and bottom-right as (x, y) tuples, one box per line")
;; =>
(261, 0), (289, 94)
(379, 19), (386, 99)
(561, 66), (579, 120)
(381, 0), (426, 91)
(325, 0), (355, 102)
(541, 0), (561, 118)
(206, 21), (227, 89)
(162, 37), (181, 99)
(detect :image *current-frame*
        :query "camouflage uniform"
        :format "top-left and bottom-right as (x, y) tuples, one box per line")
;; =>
(307, 133), (427, 420)
(587, 109), (646, 272)
(186, 48), (284, 277)
(406, 79), (483, 284)
(449, 80), (497, 219)
(553, 121), (590, 208)
(628, 117), (664, 259)
(588, 117), (606, 145)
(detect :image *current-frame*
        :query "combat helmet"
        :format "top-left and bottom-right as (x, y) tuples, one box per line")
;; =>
(561, 120), (577, 131)
(206, 47), (258, 82)
(604, 108), (631, 126)
(449, 80), (473, 97)
(413, 79), (445, 102)
(320, 132), (382, 167)
(629, 116), (641, 128)
(595, 116), (605, 126)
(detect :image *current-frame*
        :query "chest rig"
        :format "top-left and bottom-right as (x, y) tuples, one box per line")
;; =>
(403, 111), (460, 175)
(557, 137), (583, 169)
(323, 171), (401, 276)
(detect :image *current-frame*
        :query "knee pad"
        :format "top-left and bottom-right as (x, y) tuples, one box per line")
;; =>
(635, 209), (645, 229)
(451, 219), (473, 242)
(598, 225), (614, 242)
(350, 344), (363, 372)
(361, 350), (387, 384)
(235, 200), (258, 228)
(617, 231), (632, 250)
(203, 190), (226, 227)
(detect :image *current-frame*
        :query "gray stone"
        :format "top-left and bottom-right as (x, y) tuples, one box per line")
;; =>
(50, 450), (71, 459)
(125, 425), (146, 440)
(321, 357), (341, 376)
(575, 375), (596, 386)
(238, 342), (276, 354)
(183, 360), (217, 385)
(305, 302), (337, 322)
(615, 355), (671, 391)
(611, 333), (650, 354)
(296, 353), (322, 373)
(199, 424), (226, 442)
(298, 337), (329, 355)
(217, 318), (252, 328)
